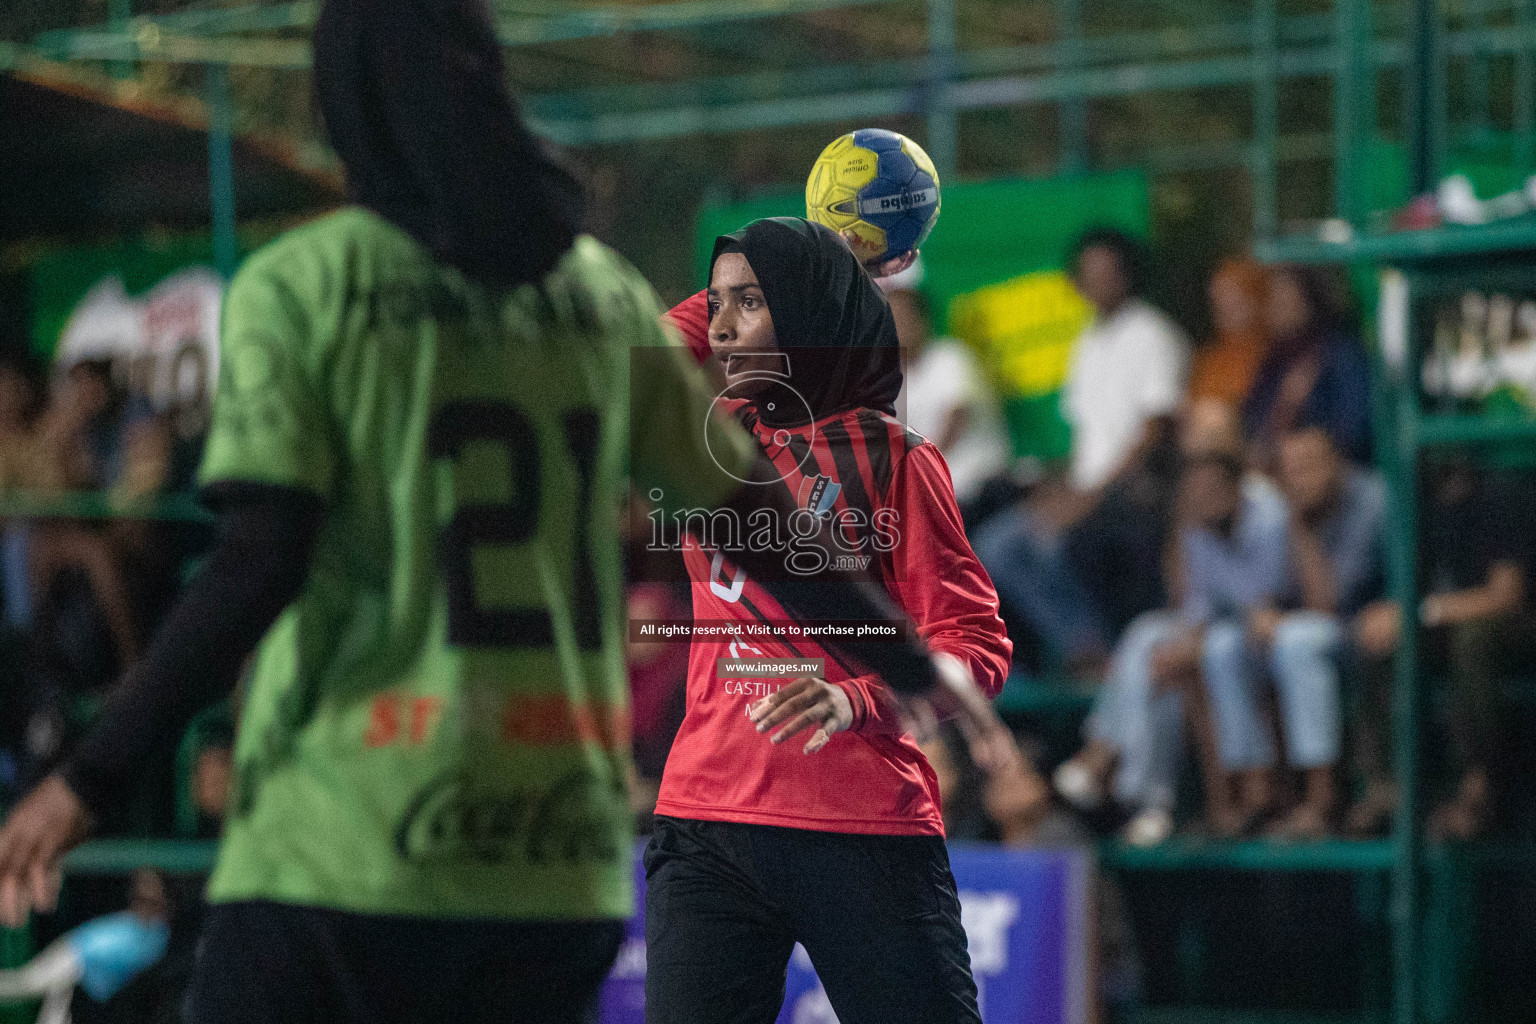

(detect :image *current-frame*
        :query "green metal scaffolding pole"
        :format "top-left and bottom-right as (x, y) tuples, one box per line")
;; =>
(1406, 0), (1446, 195)
(1517, 0), (1536, 174)
(1386, 370), (1422, 1024)
(1056, 0), (1087, 176)
(1466, 0), (1491, 144)
(1333, 0), (1373, 226)
(1252, 0), (1279, 238)
(206, 63), (239, 280)
(925, 0), (958, 180)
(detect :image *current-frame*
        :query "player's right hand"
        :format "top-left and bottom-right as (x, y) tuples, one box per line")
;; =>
(0, 775), (91, 928)
(748, 677), (855, 754)
(900, 653), (1014, 774)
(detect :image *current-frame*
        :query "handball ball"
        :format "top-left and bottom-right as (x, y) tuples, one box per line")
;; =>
(805, 129), (941, 267)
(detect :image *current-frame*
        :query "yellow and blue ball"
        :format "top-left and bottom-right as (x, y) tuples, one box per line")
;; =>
(805, 129), (941, 266)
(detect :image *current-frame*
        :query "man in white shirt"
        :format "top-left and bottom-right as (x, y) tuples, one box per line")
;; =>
(1062, 259), (1189, 492)
(886, 260), (1011, 506)
(974, 229), (1189, 673)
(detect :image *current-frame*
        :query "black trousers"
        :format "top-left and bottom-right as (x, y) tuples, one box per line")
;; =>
(1064, 470), (1173, 641)
(643, 816), (981, 1024)
(184, 900), (624, 1024)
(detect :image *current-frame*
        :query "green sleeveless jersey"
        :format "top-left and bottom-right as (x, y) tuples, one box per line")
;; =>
(198, 208), (754, 920)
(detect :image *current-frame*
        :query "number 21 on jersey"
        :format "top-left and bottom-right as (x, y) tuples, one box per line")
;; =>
(427, 399), (601, 651)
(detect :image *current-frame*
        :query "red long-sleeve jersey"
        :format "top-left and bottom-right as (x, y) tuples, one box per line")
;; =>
(652, 388), (1013, 835)
(667, 289), (714, 366)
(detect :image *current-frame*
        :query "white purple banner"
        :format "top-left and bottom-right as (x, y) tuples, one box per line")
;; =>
(602, 843), (1092, 1024)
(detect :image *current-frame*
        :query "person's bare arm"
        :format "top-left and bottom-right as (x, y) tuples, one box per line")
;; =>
(1290, 522), (1339, 613)
(1422, 561), (1524, 626)
(1150, 626), (1203, 691)
(1354, 600), (1401, 658)
(1248, 605), (1281, 648)
(932, 405), (972, 454)
(1250, 517), (1337, 646)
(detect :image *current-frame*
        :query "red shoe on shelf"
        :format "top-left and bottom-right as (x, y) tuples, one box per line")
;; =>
(1389, 193), (1441, 233)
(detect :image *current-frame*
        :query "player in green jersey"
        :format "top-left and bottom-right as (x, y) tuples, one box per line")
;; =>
(0, 2), (987, 1022)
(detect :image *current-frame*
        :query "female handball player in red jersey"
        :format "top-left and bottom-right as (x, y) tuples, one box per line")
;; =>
(643, 218), (1012, 1024)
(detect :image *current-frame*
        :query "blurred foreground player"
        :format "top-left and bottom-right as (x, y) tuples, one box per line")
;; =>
(0, 3), (986, 1023)
(644, 219), (1012, 1024)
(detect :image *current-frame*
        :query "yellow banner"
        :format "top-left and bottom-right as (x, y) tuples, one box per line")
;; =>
(949, 270), (1090, 400)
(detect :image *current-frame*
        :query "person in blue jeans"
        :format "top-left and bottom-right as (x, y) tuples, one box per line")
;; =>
(1054, 410), (1287, 844)
(1051, 609), (1186, 845)
(1204, 428), (1385, 840)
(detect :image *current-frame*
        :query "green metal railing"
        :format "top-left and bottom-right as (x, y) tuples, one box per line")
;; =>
(8, 0), (1536, 246)
(0, 490), (210, 524)
(1261, 216), (1536, 1024)
(60, 839), (220, 876)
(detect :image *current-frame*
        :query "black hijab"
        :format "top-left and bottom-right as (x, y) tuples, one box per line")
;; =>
(313, 0), (584, 289)
(712, 218), (902, 427)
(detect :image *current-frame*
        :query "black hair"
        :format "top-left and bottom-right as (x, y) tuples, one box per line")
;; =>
(67, 357), (113, 385)
(1271, 263), (1348, 334)
(313, 0), (584, 289)
(1069, 227), (1147, 297)
(0, 348), (40, 384)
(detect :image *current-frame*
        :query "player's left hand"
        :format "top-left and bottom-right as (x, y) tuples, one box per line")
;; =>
(900, 653), (1015, 775)
(748, 678), (854, 754)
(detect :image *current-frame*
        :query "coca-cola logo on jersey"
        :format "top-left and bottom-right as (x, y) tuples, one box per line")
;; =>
(393, 770), (624, 866)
